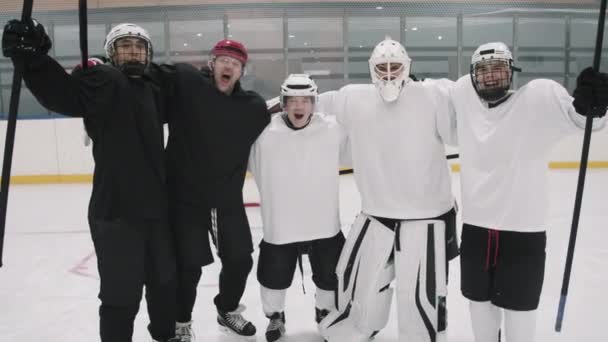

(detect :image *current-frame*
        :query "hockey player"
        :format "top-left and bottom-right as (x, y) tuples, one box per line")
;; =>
(447, 42), (607, 342)
(248, 74), (348, 342)
(316, 37), (459, 342)
(163, 39), (270, 341)
(2, 21), (178, 342)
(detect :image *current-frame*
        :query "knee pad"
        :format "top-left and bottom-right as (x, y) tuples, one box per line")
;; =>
(395, 219), (447, 342)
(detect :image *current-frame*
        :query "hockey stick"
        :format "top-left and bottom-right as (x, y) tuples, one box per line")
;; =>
(555, 0), (607, 332)
(78, 0), (88, 70)
(0, 0), (35, 268)
(338, 153), (459, 175)
(78, 0), (93, 148)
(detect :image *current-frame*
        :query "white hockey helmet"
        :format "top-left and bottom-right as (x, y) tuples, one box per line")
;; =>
(470, 42), (520, 102)
(104, 23), (153, 73)
(280, 74), (319, 109)
(369, 37), (411, 102)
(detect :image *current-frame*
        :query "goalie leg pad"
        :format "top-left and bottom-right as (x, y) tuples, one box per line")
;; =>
(395, 220), (448, 342)
(321, 214), (396, 339)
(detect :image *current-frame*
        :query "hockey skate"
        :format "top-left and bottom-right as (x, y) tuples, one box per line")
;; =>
(315, 307), (330, 324)
(175, 320), (195, 342)
(265, 311), (286, 342)
(217, 304), (257, 341)
(315, 308), (330, 341)
(152, 337), (182, 342)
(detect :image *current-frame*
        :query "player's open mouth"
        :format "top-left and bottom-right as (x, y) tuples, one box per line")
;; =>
(294, 114), (304, 120)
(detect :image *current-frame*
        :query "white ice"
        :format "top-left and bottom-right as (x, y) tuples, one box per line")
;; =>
(0, 170), (607, 341)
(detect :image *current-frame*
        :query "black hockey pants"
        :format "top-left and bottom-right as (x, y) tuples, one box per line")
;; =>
(89, 218), (177, 342)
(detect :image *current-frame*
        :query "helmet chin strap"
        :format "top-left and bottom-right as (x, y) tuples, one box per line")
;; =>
(477, 87), (510, 103)
(281, 112), (311, 131)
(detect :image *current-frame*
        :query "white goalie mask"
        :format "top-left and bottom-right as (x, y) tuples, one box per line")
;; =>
(470, 42), (521, 103)
(369, 37), (411, 102)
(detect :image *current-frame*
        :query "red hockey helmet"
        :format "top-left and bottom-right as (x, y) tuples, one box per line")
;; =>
(211, 39), (248, 65)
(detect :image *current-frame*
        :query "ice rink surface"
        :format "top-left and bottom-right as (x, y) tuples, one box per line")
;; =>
(0, 170), (606, 341)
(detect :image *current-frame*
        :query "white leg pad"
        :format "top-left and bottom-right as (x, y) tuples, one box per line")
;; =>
(316, 287), (336, 311)
(395, 220), (448, 342)
(320, 214), (396, 339)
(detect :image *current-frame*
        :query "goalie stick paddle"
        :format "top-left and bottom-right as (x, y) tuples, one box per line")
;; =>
(338, 153), (459, 175)
(79, 0), (89, 70)
(0, 0), (35, 268)
(555, 0), (607, 332)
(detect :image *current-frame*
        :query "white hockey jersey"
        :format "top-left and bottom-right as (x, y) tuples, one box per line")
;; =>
(318, 82), (457, 220)
(448, 76), (607, 232)
(249, 113), (348, 245)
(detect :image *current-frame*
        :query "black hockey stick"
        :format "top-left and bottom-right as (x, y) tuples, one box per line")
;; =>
(78, 0), (88, 70)
(338, 153), (459, 175)
(555, 0), (607, 332)
(0, 0), (35, 268)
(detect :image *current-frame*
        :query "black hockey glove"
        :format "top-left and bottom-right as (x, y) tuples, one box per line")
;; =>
(573, 67), (608, 118)
(2, 19), (52, 59)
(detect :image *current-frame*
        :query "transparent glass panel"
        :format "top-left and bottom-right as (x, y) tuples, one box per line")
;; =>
(169, 19), (224, 59)
(463, 17), (513, 48)
(288, 17), (344, 92)
(518, 17), (565, 47)
(53, 24), (106, 58)
(405, 17), (457, 47)
(288, 17), (343, 49)
(2, 87), (49, 117)
(228, 18), (283, 49)
(348, 16), (400, 49)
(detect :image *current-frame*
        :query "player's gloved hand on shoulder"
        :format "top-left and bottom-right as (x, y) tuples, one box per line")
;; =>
(2, 18), (52, 59)
(573, 67), (608, 118)
(72, 56), (108, 73)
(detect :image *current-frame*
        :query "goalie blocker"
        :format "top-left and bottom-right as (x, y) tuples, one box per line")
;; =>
(320, 213), (450, 342)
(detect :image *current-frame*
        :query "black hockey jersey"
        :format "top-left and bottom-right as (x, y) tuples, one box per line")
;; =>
(162, 63), (269, 220)
(23, 55), (168, 221)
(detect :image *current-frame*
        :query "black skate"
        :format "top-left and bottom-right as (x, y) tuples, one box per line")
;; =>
(175, 320), (195, 342)
(217, 304), (257, 341)
(265, 311), (286, 342)
(315, 307), (330, 324)
(315, 308), (330, 342)
(152, 337), (182, 342)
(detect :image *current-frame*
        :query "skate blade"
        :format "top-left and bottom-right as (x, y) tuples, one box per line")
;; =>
(266, 333), (286, 342)
(218, 325), (257, 341)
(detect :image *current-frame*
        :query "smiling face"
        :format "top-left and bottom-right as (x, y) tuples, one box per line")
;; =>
(284, 96), (314, 128)
(210, 55), (244, 95)
(474, 59), (511, 92)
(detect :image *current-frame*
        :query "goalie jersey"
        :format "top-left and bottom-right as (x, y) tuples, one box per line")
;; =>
(318, 82), (457, 220)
